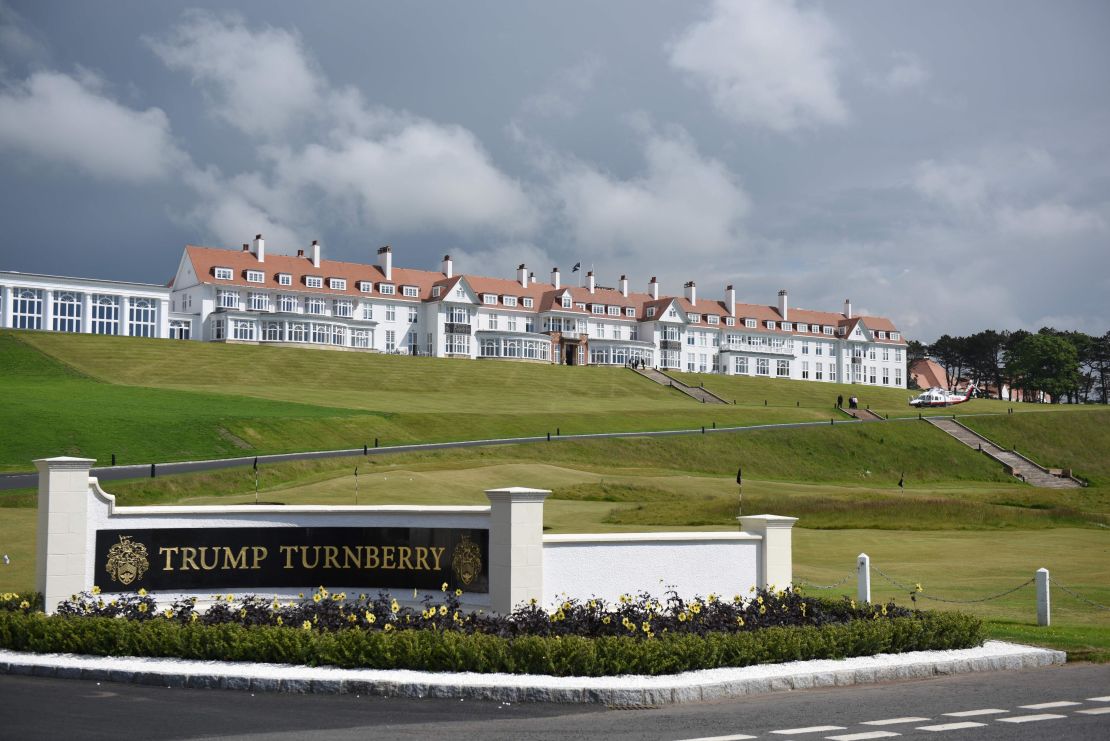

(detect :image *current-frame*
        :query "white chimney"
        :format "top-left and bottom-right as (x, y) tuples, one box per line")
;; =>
(241, 243), (250, 253)
(442, 254), (453, 278)
(587, 271), (595, 294)
(726, 285), (736, 317)
(311, 240), (321, 269)
(619, 274), (629, 297)
(253, 234), (265, 263)
(518, 263), (528, 289)
(778, 289), (789, 321)
(377, 245), (392, 281)
(551, 267), (560, 290)
(530, 272), (536, 285)
(649, 276), (659, 300)
(685, 280), (697, 306)
(843, 298), (852, 319)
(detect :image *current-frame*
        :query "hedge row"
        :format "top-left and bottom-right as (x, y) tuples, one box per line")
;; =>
(0, 609), (982, 676)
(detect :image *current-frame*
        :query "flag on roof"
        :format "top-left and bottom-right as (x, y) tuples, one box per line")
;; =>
(572, 262), (581, 272)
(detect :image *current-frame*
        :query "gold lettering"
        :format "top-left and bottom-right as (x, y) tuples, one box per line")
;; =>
(414, 547), (430, 571)
(323, 546), (341, 570)
(364, 546), (380, 569)
(342, 546), (362, 569)
(429, 547), (445, 571)
(280, 545), (297, 569)
(251, 546), (268, 570)
(381, 546), (396, 569)
(180, 547), (199, 571)
(300, 546), (321, 570)
(198, 547), (219, 571)
(398, 546), (414, 571)
(159, 546), (179, 571)
(221, 546), (248, 570)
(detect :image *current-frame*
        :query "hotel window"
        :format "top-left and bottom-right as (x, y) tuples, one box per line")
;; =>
(625, 307), (635, 317)
(815, 343), (823, 356)
(607, 306), (619, 316)
(815, 363), (823, 381)
(756, 358), (770, 376)
(895, 369), (902, 386)
(128, 298), (157, 338)
(407, 306), (418, 323)
(882, 347), (890, 361)
(801, 361), (810, 379)
(385, 330), (396, 352)
(311, 323), (330, 344)
(305, 297), (326, 315)
(708, 315), (719, 325)
(576, 302), (586, 310)
(883, 368), (890, 385)
(525, 316), (535, 333)
(447, 306), (469, 323)
(359, 281), (373, 293)
(454, 286), (466, 298)
(248, 292), (269, 311)
(487, 313), (498, 330)
(279, 274), (292, 286)
(288, 322), (308, 343)
(522, 298), (533, 308)
(591, 304), (604, 314)
(403, 286), (418, 298)
(869, 348), (876, 360)
(329, 278), (346, 290)
(446, 333), (470, 354)
(432, 286), (442, 298)
(745, 318), (757, 328)
(278, 294), (297, 313)
(561, 295), (572, 309)
(385, 305), (396, 322)
(734, 356), (748, 374)
(725, 317), (735, 326)
(891, 332), (900, 340)
(662, 325), (680, 342)
(503, 296), (517, 307)
(351, 330), (370, 348)
(91, 294), (119, 334)
(646, 307), (656, 317)
(483, 293), (498, 305)
(214, 267), (233, 280)
(52, 292), (82, 333)
(687, 313), (700, 323)
(212, 319), (225, 340)
(379, 283), (397, 296)
(11, 288), (42, 329)
(765, 321), (775, 330)
(824, 326), (834, 335)
(869, 368), (877, 384)
(801, 342), (809, 355)
(877, 331), (886, 339)
(334, 300), (353, 318)
(232, 319), (255, 341)
(781, 322), (792, 331)
(169, 320), (191, 340)
(895, 349), (903, 362)
(508, 315), (520, 332)
(263, 322), (283, 342)
(407, 331), (418, 355)
(797, 323), (808, 333)
(246, 270), (264, 283)
(305, 276), (323, 289)
(777, 359), (790, 377)
(361, 303), (373, 320)
(829, 364), (837, 382)
(217, 289), (239, 309)
(331, 325), (346, 345)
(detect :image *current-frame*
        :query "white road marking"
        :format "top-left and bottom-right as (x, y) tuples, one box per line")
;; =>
(861, 717), (931, 726)
(1020, 701), (1080, 709)
(771, 726), (846, 735)
(825, 732), (901, 740)
(997, 713), (1067, 723)
(943, 708), (1009, 717)
(1087, 695), (1110, 702)
(676, 735), (757, 741)
(916, 721), (988, 732)
(1076, 707), (1110, 715)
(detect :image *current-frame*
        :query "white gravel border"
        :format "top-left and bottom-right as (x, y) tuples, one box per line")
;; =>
(0, 641), (1064, 705)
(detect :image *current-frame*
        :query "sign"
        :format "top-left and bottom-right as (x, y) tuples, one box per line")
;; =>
(94, 527), (489, 593)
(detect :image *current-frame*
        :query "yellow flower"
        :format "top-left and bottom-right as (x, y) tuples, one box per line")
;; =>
(881, 604), (888, 616)
(226, 594), (234, 602)
(137, 588), (147, 597)
(19, 600), (30, 610)
(441, 582), (448, 592)
(239, 608), (247, 618)
(313, 593), (321, 603)
(439, 605), (447, 616)
(272, 600), (279, 610)
(452, 611), (460, 623)
(384, 623), (394, 632)
(736, 617), (745, 627)
(915, 583), (924, 593)
(641, 621), (651, 632)
(455, 588), (463, 597)
(602, 615), (611, 625)
(138, 603), (148, 613)
(276, 616), (283, 625)
(390, 599), (399, 614)
(190, 613), (198, 623)
(347, 614), (357, 623)
(678, 612), (688, 622)
(690, 602), (702, 614)
(365, 611), (376, 624)
(850, 599), (856, 610)
(708, 593), (718, 603)
(91, 586), (101, 595)
(162, 609), (173, 619)
(759, 605), (767, 615)
(302, 621), (312, 630)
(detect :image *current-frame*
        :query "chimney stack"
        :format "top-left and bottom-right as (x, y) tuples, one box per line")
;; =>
(242, 243), (250, 252)
(843, 298), (852, 319)
(311, 240), (321, 269)
(726, 285), (736, 317)
(619, 274), (629, 297)
(685, 280), (697, 306)
(377, 245), (392, 281)
(587, 271), (596, 294)
(551, 267), (560, 290)
(778, 289), (789, 321)
(649, 276), (659, 300)
(530, 272), (536, 285)
(297, 249), (305, 257)
(442, 254), (453, 278)
(254, 234), (265, 263)
(518, 263), (528, 289)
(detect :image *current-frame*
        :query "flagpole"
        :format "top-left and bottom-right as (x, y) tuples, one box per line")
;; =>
(253, 457), (259, 505)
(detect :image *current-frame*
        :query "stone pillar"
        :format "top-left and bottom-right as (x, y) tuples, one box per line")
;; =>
(42, 288), (54, 331)
(738, 515), (798, 591)
(1036, 568), (1050, 627)
(857, 553), (871, 603)
(82, 292), (93, 334)
(35, 457), (96, 614)
(158, 298), (170, 338)
(121, 296), (131, 336)
(486, 487), (549, 614)
(1, 284), (10, 328)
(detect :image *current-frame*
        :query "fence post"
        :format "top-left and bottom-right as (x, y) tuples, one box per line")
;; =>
(857, 553), (871, 604)
(1036, 568), (1050, 626)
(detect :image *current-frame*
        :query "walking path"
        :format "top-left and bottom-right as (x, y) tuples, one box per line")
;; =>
(926, 417), (1083, 488)
(629, 367), (729, 404)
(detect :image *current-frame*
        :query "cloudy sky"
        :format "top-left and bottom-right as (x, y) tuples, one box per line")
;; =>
(1, 0), (1107, 341)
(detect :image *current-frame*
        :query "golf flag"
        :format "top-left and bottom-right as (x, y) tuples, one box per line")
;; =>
(253, 457), (258, 471)
(572, 262), (581, 272)
(736, 466), (743, 486)
(898, 472), (904, 490)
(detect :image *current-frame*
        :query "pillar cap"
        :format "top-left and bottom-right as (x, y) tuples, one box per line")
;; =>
(485, 487), (551, 504)
(33, 457), (96, 473)
(737, 514), (798, 529)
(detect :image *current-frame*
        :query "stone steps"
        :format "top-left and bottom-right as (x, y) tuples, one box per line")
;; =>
(927, 418), (1082, 489)
(630, 367), (727, 404)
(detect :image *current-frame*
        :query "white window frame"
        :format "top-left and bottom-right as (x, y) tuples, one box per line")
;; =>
(214, 267), (233, 280)
(305, 276), (323, 289)
(329, 278), (347, 291)
(503, 296), (518, 307)
(359, 281), (373, 293)
(378, 284), (396, 296)
(403, 286), (419, 298)
(483, 293), (498, 305)
(246, 270), (264, 284)
(745, 318), (757, 329)
(522, 297), (533, 308)
(278, 274), (292, 287)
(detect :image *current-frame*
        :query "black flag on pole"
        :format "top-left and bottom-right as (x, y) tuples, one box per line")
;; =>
(736, 466), (743, 486)
(898, 472), (904, 490)
(572, 262), (581, 272)
(253, 457), (258, 471)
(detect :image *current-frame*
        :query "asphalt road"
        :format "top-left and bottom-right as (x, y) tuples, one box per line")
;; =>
(1, 663), (1106, 740)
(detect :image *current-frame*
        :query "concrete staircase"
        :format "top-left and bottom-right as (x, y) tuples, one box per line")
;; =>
(844, 407), (884, 421)
(926, 417), (1083, 489)
(630, 367), (728, 404)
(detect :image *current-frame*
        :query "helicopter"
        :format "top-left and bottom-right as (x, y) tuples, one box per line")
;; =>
(908, 383), (978, 407)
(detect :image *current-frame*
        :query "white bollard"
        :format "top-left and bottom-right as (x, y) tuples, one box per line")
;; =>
(857, 553), (871, 604)
(1036, 568), (1050, 626)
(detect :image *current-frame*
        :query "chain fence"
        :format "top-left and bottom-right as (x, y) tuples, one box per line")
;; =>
(795, 573), (855, 590)
(871, 563), (1036, 605)
(1054, 579), (1110, 611)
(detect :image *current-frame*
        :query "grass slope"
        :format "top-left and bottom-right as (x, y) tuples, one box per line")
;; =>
(960, 411), (1110, 486)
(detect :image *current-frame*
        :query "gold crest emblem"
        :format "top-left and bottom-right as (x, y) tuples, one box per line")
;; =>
(450, 535), (482, 586)
(105, 535), (149, 586)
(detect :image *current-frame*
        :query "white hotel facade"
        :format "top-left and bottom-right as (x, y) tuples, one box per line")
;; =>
(0, 237), (907, 388)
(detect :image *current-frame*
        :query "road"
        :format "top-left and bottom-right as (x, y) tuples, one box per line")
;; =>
(1, 663), (1106, 740)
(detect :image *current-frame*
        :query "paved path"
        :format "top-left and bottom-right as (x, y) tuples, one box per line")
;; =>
(630, 367), (729, 404)
(926, 418), (1081, 488)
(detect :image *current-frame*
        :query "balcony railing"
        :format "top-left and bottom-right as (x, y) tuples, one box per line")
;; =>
(444, 322), (471, 334)
(719, 341), (794, 355)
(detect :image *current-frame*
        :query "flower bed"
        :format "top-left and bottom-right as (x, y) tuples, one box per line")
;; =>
(0, 587), (982, 677)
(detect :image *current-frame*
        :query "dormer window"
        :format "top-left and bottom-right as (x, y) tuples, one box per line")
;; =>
(781, 322), (792, 331)
(503, 296), (517, 307)
(278, 273), (292, 286)
(877, 330), (887, 339)
(454, 286), (466, 298)
(725, 317), (735, 326)
(707, 315), (719, 325)
(522, 297), (533, 308)
(358, 281), (373, 293)
(797, 323), (808, 333)
(402, 286), (419, 298)
(246, 270), (264, 283)
(624, 307), (635, 317)
(561, 295), (572, 309)
(305, 276), (323, 289)
(745, 318), (757, 328)
(607, 306), (619, 316)
(824, 326), (834, 335)
(687, 313), (700, 323)
(329, 278), (346, 290)
(765, 321), (775, 330)
(891, 331), (900, 340)
(646, 307), (656, 317)
(378, 283), (396, 295)
(483, 293), (498, 305)
(432, 286), (443, 298)
(214, 267), (233, 280)
(591, 304), (605, 314)
(576, 302), (586, 310)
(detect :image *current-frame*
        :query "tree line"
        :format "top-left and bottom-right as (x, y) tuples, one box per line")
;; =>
(907, 328), (1110, 404)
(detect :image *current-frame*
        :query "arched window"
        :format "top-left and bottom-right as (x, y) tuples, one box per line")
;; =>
(91, 295), (120, 335)
(53, 292), (82, 333)
(13, 289), (43, 329)
(128, 297), (157, 338)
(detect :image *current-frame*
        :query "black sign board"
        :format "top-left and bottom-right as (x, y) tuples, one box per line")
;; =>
(94, 527), (489, 593)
